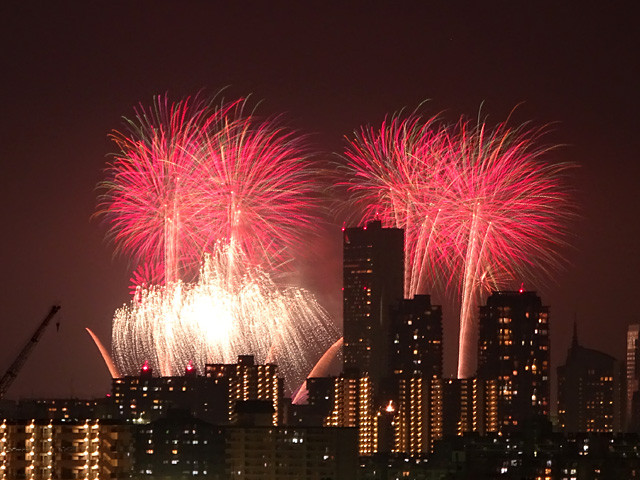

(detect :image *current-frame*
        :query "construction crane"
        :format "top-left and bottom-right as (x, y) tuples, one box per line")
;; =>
(0, 305), (61, 399)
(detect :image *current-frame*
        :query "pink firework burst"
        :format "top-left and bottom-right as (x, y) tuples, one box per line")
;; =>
(342, 111), (452, 297)
(192, 100), (317, 271)
(443, 118), (575, 378)
(98, 94), (318, 284)
(343, 108), (576, 378)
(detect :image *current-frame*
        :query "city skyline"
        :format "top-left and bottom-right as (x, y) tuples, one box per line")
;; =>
(0, 3), (638, 399)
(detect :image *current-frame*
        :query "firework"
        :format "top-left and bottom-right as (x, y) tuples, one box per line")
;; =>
(99, 95), (337, 391)
(98, 95), (316, 283)
(113, 242), (337, 391)
(98, 96), (217, 283)
(342, 111), (451, 297)
(343, 110), (574, 378)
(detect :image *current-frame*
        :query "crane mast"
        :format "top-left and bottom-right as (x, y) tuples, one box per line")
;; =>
(0, 305), (61, 399)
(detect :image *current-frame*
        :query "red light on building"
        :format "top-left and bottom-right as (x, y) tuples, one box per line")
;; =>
(385, 399), (395, 413)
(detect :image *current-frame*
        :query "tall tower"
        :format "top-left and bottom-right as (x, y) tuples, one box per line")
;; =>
(626, 324), (640, 431)
(477, 290), (550, 431)
(342, 220), (404, 385)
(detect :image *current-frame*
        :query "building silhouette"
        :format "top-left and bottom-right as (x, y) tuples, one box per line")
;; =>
(557, 322), (621, 432)
(477, 290), (550, 431)
(342, 220), (404, 385)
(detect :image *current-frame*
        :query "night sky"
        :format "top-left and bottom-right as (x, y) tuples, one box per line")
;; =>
(0, 3), (637, 401)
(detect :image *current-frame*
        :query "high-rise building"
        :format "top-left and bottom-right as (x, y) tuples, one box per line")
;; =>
(382, 295), (444, 456)
(342, 220), (404, 385)
(389, 295), (443, 378)
(477, 290), (550, 431)
(625, 324), (640, 431)
(557, 323), (620, 432)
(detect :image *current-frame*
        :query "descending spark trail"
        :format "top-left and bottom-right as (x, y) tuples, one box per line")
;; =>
(343, 110), (575, 378)
(100, 96), (222, 283)
(291, 337), (343, 405)
(98, 95), (338, 391)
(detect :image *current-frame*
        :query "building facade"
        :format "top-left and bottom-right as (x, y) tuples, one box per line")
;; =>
(205, 355), (281, 427)
(323, 375), (377, 456)
(0, 419), (131, 480)
(112, 362), (228, 424)
(133, 410), (225, 479)
(391, 376), (442, 455)
(441, 377), (498, 437)
(111, 356), (281, 426)
(226, 426), (357, 480)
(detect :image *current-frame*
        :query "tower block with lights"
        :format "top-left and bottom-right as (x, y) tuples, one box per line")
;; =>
(342, 220), (404, 386)
(385, 295), (445, 455)
(477, 290), (550, 431)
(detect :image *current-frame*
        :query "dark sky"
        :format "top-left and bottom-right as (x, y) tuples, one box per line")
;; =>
(0, 2), (637, 400)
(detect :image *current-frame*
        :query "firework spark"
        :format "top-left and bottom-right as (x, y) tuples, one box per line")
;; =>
(113, 243), (337, 391)
(343, 110), (575, 378)
(99, 95), (337, 390)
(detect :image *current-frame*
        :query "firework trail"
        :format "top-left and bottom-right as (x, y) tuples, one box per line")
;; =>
(343, 110), (574, 378)
(99, 94), (338, 390)
(445, 119), (574, 377)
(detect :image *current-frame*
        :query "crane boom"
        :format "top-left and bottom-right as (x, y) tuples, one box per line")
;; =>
(0, 305), (61, 399)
